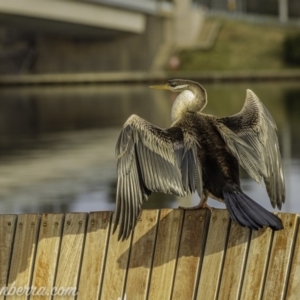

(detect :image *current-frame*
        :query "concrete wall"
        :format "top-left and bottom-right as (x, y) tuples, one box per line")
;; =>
(15, 15), (167, 73)
(196, 0), (300, 18)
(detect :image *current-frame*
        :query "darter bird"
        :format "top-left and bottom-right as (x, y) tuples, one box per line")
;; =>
(113, 79), (285, 241)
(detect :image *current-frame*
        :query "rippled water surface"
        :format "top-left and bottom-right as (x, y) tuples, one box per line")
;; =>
(0, 82), (299, 214)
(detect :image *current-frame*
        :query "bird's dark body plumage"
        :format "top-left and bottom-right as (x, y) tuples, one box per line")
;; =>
(175, 112), (240, 200)
(113, 79), (285, 240)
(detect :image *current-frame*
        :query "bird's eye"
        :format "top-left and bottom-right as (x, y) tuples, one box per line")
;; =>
(169, 82), (176, 88)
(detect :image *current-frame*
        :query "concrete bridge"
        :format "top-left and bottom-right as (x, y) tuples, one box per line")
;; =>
(0, 0), (204, 73)
(0, 0), (167, 36)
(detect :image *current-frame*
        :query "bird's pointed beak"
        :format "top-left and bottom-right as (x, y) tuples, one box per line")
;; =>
(149, 84), (169, 90)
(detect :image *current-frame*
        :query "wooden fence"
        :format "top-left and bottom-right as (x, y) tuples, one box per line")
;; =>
(0, 209), (299, 300)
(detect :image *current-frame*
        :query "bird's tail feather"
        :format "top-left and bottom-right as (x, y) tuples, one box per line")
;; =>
(223, 182), (283, 231)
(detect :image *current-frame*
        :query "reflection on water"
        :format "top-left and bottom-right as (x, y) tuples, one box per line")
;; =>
(0, 82), (299, 214)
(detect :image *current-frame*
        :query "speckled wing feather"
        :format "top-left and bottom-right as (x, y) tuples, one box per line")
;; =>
(217, 89), (285, 209)
(113, 114), (202, 240)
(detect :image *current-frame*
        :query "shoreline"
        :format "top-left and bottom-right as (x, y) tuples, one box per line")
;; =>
(1, 69), (300, 86)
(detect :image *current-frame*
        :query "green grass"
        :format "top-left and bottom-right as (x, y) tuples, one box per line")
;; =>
(179, 18), (299, 71)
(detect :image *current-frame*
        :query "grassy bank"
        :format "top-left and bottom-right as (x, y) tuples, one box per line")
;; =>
(179, 18), (299, 71)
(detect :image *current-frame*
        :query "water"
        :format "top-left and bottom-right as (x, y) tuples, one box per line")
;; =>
(0, 82), (299, 214)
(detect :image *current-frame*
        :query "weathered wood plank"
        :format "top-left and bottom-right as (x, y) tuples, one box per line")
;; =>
(100, 214), (133, 300)
(240, 227), (273, 300)
(77, 212), (111, 300)
(286, 215), (300, 300)
(0, 215), (17, 300)
(53, 213), (87, 300)
(30, 214), (64, 300)
(124, 209), (159, 300)
(0, 210), (298, 300)
(172, 210), (208, 300)
(196, 209), (230, 300)
(262, 213), (298, 300)
(147, 209), (183, 300)
(7, 214), (40, 300)
(218, 221), (250, 300)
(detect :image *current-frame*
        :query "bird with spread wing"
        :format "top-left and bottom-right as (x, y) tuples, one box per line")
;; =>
(113, 79), (285, 241)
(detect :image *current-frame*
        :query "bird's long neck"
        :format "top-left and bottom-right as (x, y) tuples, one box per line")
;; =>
(171, 85), (207, 122)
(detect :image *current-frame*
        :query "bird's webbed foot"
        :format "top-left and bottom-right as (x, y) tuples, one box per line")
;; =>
(178, 196), (214, 212)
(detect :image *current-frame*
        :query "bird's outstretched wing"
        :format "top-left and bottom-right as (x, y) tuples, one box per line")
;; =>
(113, 114), (202, 240)
(216, 89), (285, 209)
